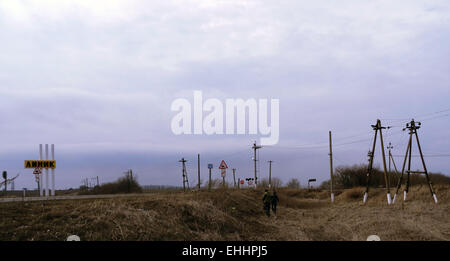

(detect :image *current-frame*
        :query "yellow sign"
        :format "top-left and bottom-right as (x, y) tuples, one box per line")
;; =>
(24, 160), (56, 169)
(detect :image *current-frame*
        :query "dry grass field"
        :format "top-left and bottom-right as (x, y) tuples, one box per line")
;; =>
(1, 185), (449, 241)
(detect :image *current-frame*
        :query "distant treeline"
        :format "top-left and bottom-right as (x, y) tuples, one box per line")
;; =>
(321, 164), (450, 189)
(79, 173), (142, 195)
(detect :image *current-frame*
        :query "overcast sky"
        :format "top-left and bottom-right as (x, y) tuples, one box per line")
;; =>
(1, 0), (449, 189)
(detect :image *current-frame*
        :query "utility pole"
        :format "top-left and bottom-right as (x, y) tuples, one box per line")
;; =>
(328, 131), (334, 203)
(268, 161), (273, 189)
(208, 164), (212, 191)
(97, 176), (99, 187)
(363, 119), (391, 204)
(179, 158), (189, 192)
(2, 171), (7, 196)
(393, 119), (438, 204)
(237, 178), (240, 189)
(232, 168), (236, 188)
(252, 142), (262, 187)
(197, 154), (201, 190)
(387, 142), (400, 187)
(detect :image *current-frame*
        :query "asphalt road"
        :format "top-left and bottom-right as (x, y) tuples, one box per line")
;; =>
(0, 193), (147, 203)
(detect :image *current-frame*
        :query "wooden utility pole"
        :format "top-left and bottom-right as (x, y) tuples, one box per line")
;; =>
(387, 142), (400, 186)
(232, 168), (236, 188)
(2, 171), (7, 196)
(268, 161), (273, 189)
(237, 178), (240, 189)
(252, 142), (262, 187)
(389, 145), (400, 175)
(179, 158), (189, 192)
(197, 154), (201, 190)
(387, 142), (393, 174)
(363, 119), (391, 204)
(393, 120), (438, 204)
(328, 131), (334, 203)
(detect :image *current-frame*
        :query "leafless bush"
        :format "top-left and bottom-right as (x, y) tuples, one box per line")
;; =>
(286, 178), (301, 189)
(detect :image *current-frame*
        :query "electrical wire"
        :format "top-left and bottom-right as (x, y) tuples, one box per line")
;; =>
(392, 154), (450, 158)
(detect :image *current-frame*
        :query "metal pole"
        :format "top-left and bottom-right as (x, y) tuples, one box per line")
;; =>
(232, 168), (236, 188)
(51, 144), (55, 196)
(197, 154), (201, 190)
(45, 144), (49, 197)
(208, 168), (212, 191)
(253, 142), (257, 186)
(329, 131), (334, 203)
(268, 161), (272, 189)
(39, 144), (43, 197)
(222, 172), (225, 189)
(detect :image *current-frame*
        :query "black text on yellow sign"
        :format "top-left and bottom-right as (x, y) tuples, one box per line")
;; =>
(24, 160), (56, 169)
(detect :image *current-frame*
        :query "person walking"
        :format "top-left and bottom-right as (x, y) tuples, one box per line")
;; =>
(271, 191), (279, 218)
(262, 189), (271, 217)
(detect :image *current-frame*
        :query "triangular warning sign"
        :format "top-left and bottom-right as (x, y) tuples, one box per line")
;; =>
(218, 160), (228, 169)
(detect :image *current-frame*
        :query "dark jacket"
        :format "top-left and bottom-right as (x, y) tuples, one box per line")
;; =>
(271, 193), (279, 205)
(262, 192), (271, 204)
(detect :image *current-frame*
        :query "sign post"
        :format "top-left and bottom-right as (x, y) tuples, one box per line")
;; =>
(308, 178), (317, 190)
(219, 160), (228, 188)
(26, 144), (56, 197)
(51, 144), (55, 196)
(246, 178), (254, 187)
(39, 144), (43, 197)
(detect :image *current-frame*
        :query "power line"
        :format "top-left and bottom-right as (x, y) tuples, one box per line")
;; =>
(418, 113), (450, 122)
(381, 108), (450, 123)
(392, 154), (450, 158)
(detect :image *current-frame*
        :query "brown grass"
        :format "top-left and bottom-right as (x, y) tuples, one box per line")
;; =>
(0, 185), (449, 241)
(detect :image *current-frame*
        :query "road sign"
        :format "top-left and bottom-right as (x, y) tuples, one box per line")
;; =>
(240, 180), (244, 185)
(221, 169), (226, 177)
(24, 160), (56, 169)
(219, 160), (228, 169)
(208, 164), (213, 169)
(33, 168), (42, 175)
